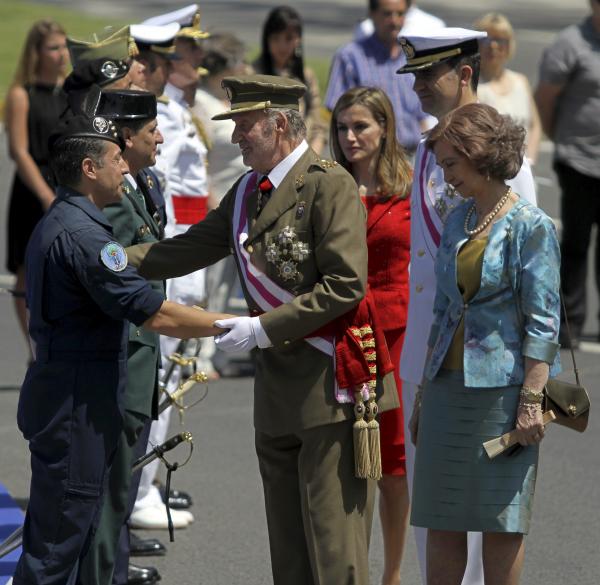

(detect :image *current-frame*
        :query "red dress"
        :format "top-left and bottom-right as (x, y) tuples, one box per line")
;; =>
(362, 194), (410, 476)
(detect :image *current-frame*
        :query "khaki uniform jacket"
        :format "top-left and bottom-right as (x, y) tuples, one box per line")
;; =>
(127, 147), (398, 435)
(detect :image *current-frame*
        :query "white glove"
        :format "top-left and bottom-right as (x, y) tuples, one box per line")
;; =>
(214, 316), (272, 353)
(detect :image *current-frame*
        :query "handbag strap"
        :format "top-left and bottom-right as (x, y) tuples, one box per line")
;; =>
(506, 227), (580, 386)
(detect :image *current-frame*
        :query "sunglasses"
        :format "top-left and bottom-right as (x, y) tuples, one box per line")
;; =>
(480, 37), (510, 47)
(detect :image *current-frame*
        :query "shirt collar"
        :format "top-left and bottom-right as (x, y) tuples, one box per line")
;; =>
(56, 186), (113, 230)
(124, 173), (138, 190)
(164, 82), (186, 105)
(266, 140), (309, 189)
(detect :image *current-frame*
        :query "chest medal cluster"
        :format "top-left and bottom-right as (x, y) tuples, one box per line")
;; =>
(265, 225), (310, 282)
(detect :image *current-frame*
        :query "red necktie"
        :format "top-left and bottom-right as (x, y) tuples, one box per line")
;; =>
(256, 176), (273, 216)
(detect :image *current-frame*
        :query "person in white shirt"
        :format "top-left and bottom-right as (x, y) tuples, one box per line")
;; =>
(353, 1), (445, 41)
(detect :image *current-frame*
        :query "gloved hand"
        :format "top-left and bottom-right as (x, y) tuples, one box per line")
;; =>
(214, 316), (272, 353)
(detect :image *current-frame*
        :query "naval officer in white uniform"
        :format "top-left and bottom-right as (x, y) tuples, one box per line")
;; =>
(129, 18), (211, 529)
(396, 28), (537, 585)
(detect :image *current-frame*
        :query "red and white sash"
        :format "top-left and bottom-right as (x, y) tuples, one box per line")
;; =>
(415, 144), (443, 257)
(232, 171), (358, 403)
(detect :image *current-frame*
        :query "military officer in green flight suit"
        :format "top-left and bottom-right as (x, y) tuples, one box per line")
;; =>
(125, 74), (399, 585)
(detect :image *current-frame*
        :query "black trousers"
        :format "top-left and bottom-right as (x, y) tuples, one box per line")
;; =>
(555, 161), (600, 337)
(76, 411), (150, 585)
(14, 369), (120, 585)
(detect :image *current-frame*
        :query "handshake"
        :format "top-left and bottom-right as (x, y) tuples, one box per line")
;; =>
(213, 316), (272, 353)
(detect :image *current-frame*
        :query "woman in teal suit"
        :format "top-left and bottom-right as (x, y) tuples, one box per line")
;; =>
(409, 103), (561, 585)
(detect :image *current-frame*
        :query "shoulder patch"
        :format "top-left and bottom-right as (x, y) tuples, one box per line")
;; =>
(100, 241), (128, 272)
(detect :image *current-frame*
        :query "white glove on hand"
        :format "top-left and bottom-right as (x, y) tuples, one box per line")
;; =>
(214, 316), (272, 353)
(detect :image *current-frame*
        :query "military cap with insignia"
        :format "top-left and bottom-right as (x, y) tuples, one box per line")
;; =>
(64, 26), (138, 93)
(63, 58), (132, 95)
(68, 26), (138, 65)
(143, 4), (210, 42)
(396, 27), (487, 74)
(48, 114), (124, 151)
(212, 74), (306, 121)
(95, 89), (158, 121)
(130, 23), (181, 59)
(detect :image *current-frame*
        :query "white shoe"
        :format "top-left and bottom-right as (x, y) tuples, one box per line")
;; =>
(129, 505), (194, 529)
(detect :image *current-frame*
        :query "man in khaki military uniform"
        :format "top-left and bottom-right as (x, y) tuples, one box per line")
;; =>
(126, 74), (398, 585)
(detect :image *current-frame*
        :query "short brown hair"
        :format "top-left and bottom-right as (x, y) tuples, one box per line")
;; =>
(426, 103), (525, 181)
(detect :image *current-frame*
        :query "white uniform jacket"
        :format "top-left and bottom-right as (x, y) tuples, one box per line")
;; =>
(154, 82), (210, 302)
(154, 82), (209, 239)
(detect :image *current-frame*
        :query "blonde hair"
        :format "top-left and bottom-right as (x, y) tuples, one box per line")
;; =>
(474, 12), (516, 59)
(12, 19), (66, 87)
(330, 86), (412, 200)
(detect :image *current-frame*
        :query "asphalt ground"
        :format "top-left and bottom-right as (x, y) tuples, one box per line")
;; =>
(1, 1), (599, 583)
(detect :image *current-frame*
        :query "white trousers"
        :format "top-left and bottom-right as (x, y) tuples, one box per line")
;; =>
(134, 275), (206, 512)
(402, 380), (484, 585)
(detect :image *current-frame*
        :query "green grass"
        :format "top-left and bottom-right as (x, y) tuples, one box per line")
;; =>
(0, 1), (331, 105)
(0, 0), (126, 98)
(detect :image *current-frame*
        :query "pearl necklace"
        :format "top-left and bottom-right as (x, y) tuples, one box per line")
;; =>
(464, 187), (512, 237)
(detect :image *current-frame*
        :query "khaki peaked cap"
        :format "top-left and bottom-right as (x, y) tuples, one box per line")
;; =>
(212, 74), (307, 120)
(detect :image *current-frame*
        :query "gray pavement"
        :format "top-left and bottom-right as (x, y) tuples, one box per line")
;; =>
(1, 1), (599, 583)
(1, 362), (598, 584)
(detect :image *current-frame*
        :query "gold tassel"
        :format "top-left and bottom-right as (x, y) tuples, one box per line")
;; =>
(366, 380), (382, 480)
(353, 388), (370, 479)
(128, 37), (139, 57)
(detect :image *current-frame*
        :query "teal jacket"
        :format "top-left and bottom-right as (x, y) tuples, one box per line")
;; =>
(103, 173), (165, 417)
(426, 198), (561, 387)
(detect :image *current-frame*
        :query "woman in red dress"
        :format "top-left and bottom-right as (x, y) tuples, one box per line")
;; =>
(331, 86), (412, 585)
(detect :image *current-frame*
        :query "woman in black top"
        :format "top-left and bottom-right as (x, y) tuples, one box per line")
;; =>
(5, 19), (69, 353)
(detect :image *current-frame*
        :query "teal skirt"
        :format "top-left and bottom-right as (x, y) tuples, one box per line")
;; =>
(410, 370), (538, 534)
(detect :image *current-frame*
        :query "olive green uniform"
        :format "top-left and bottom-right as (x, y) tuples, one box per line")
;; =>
(127, 148), (399, 584)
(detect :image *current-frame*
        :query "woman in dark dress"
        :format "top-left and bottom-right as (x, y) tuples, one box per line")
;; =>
(5, 19), (69, 352)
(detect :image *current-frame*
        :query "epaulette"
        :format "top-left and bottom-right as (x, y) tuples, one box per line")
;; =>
(309, 158), (339, 172)
(157, 94), (170, 105)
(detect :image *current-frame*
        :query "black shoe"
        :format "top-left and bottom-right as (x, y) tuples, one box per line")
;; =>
(127, 563), (161, 585)
(130, 532), (166, 557)
(158, 485), (193, 510)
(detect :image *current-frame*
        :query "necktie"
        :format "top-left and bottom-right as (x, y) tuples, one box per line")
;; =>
(256, 176), (273, 217)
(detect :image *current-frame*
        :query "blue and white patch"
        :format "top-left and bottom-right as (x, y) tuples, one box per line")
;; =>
(100, 241), (128, 272)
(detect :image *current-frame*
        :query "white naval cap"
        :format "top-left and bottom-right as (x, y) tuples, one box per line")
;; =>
(396, 27), (487, 74)
(130, 23), (180, 44)
(130, 23), (181, 57)
(143, 4), (198, 27)
(142, 4), (209, 41)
